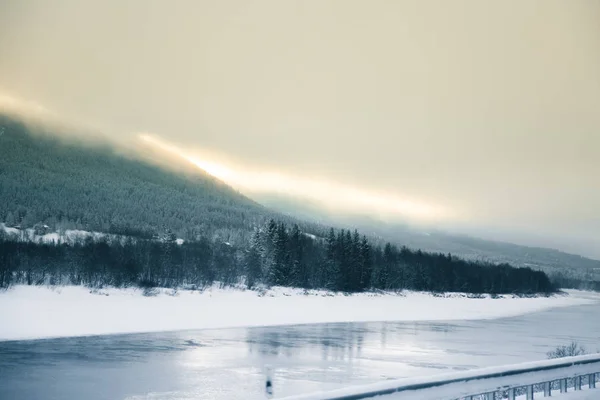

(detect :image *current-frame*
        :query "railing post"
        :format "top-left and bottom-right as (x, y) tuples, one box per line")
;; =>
(543, 381), (551, 397)
(483, 392), (494, 400)
(526, 384), (534, 400)
(507, 388), (516, 400)
(560, 378), (567, 393)
(575, 375), (582, 390)
(590, 373), (597, 389)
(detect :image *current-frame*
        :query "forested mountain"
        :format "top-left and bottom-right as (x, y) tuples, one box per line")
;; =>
(0, 113), (559, 294)
(0, 113), (272, 242)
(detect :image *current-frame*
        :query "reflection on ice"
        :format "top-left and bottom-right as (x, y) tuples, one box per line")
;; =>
(1, 303), (600, 400)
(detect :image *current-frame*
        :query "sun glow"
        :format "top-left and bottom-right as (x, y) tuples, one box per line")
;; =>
(138, 134), (453, 224)
(0, 92), (54, 119)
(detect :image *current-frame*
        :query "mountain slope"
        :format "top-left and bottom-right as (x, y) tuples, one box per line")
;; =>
(0, 113), (269, 241)
(260, 194), (600, 277)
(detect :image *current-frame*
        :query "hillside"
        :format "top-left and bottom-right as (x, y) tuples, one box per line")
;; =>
(370, 224), (600, 274)
(259, 194), (600, 279)
(0, 113), (271, 242)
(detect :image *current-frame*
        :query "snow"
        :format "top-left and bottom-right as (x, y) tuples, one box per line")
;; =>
(0, 286), (597, 342)
(1, 223), (110, 244)
(0, 224), (189, 245)
(0, 223), (20, 235)
(62, 229), (106, 242)
(40, 232), (61, 243)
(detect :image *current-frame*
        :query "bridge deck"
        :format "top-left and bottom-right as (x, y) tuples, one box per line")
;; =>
(280, 354), (600, 400)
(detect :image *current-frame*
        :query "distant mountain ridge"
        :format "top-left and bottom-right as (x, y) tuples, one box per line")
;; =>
(258, 194), (600, 279)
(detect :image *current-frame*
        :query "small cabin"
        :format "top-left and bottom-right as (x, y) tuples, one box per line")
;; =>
(33, 223), (51, 236)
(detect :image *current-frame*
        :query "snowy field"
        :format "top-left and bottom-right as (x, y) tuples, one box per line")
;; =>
(0, 285), (598, 341)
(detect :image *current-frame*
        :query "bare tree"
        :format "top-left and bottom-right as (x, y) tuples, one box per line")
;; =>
(547, 341), (586, 359)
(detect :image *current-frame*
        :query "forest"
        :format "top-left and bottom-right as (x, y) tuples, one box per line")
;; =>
(0, 220), (556, 294)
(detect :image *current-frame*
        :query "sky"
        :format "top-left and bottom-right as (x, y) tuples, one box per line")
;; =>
(0, 0), (599, 257)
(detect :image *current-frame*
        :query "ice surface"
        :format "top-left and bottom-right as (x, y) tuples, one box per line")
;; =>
(2, 306), (600, 400)
(0, 285), (597, 341)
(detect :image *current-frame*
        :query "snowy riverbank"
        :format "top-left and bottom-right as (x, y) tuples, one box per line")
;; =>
(0, 285), (598, 341)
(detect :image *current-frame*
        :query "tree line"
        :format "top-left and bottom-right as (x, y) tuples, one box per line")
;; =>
(549, 271), (600, 292)
(0, 219), (556, 294)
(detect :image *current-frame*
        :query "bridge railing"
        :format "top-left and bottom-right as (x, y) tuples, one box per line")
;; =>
(278, 353), (600, 400)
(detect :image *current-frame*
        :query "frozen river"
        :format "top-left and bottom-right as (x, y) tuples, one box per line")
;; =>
(1, 302), (599, 400)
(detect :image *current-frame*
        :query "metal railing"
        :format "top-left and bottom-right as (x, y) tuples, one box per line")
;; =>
(278, 354), (600, 400)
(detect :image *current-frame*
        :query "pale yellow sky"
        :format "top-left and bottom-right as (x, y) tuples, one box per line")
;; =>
(0, 0), (599, 255)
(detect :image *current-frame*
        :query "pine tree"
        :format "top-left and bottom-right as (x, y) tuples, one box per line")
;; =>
(350, 230), (361, 291)
(288, 224), (305, 288)
(5, 211), (15, 227)
(380, 243), (396, 289)
(359, 235), (372, 290)
(268, 223), (289, 286)
(245, 229), (263, 288)
(324, 228), (339, 290)
(266, 219), (278, 243)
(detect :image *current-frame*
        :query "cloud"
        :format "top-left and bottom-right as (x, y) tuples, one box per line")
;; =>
(0, 91), (55, 120)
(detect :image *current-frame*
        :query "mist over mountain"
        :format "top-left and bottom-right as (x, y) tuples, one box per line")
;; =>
(0, 112), (597, 292)
(0, 113), (273, 242)
(259, 193), (600, 278)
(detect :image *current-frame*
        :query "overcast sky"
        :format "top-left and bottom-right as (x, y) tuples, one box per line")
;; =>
(1, 1), (599, 257)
